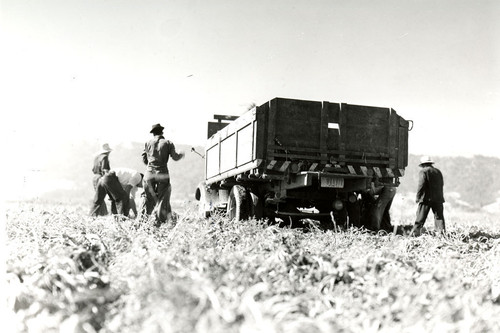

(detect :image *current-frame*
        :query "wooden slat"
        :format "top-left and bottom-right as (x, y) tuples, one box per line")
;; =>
(267, 99), (278, 156)
(320, 102), (328, 160)
(267, 145), (389, 157)
(268, 152), (325, 160)
(339, 103), (347, 164)
(213, 114), (239, 121)
(207, 122), (229, 138)
(255, 104), (267, 160)
(267, 152), (392, 165)
(334, 157), (392, 165)
(388, 109), (397, 168)
(398, 116), (409, 168)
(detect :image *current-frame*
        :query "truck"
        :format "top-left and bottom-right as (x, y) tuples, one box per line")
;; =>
(195, 97), (411, 230)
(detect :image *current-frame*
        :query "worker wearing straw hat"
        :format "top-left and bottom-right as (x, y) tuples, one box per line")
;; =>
(90, 143), (113, 216)
(410, 156), (446, 236)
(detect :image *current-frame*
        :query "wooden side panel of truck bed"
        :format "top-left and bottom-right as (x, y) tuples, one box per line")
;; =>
(264, 98), (409, 169)
(206, 109), (259, 181)
(205, 98), (409, 183)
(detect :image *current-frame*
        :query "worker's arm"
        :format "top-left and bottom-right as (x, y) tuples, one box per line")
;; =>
(101, 156), (110, 174)
(169, 142), (185, 161)
(415, 169), (426, 203)
(123, 184), (133, 195)
(141, 144), (148, 165)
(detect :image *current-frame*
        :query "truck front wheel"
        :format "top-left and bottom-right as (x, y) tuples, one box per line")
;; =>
(195, 182), (212, 218)
(227, 185), (250, 221)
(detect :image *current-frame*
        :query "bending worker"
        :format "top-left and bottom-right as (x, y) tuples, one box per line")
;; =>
(112, 167), (144, 218)
(90, 170), (129, 217)
(141, 123), (184, 224)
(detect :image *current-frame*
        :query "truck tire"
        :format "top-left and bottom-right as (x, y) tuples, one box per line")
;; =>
(195, 182), (212, 218)
(227, 185), (250, 221)
(249, 192), (263, 220)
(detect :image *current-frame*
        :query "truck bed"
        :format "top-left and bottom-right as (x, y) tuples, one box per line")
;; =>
(205, 97), (410, 184)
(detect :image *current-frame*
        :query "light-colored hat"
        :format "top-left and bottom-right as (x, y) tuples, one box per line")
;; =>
(98, 143), (113, 154)
(419, 155), (434, 165)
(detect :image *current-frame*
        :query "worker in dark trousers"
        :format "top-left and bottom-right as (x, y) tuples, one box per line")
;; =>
(411, 156), (446, 236)
(141, 123), (184, 225)
(90, 143), (112, 216)
(90, 171), (130, 217)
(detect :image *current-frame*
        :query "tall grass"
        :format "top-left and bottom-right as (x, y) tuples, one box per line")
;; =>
(5, 201), (500, 332)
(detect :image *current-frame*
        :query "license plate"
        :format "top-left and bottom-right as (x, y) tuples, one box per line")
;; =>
(320, 176), (344, 188)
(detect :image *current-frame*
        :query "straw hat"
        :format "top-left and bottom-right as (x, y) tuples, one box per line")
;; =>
(98, 143), (113, 155)
(419, 155), (434, 165)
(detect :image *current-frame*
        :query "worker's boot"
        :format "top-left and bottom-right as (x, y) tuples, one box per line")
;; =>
(434, 219), (446, 235)
(410, 224), (422, 237)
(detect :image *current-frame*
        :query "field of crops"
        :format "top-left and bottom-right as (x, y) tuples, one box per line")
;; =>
(4, 200), (500, 333)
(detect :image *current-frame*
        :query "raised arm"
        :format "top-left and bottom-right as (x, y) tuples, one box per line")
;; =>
(169, 142), (185, 161)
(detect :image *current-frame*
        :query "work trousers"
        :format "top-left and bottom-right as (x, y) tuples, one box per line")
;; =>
(366, 186), (396, 231)
(91, 174), (108, 216)
(414, 202), (445, 230)
(123, 187), (138, 217)
(142, 170), (171, 223)
(90, 172), (129, 217)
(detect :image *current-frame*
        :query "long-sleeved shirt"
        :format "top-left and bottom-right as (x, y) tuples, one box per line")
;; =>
(416, 165), (445, 204)
(142, 135), (183, 172)
(111, 167), (142, 198)
(92, 153), (110, 175)
(112, 167), (142, 187)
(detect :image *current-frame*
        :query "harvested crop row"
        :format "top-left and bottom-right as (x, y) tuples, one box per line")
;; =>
(5, 202), (500, 332)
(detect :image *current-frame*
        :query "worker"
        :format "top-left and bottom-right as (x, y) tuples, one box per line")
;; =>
(410, 156), (446, 236)
(361, 182), (396, 232)
(141, 123), (184, 225)
(89, 143), (112, 216)
(90, 170), (130, 217)
(111, 167), (144, 218)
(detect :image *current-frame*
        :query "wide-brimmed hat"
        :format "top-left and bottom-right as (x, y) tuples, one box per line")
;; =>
(150, 123), (164, 133)
(419, 155), (434, 165)
(98, 143), (113, 154)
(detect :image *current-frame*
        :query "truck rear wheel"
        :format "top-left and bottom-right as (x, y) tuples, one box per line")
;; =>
(227, 185), (250, 221)
(249, 192), (263, 220)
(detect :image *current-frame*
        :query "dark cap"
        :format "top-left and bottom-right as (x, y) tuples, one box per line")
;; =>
(150, 123), (164, 133)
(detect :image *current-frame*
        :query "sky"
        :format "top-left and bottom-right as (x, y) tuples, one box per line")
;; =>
(1, 0), (499, 183)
